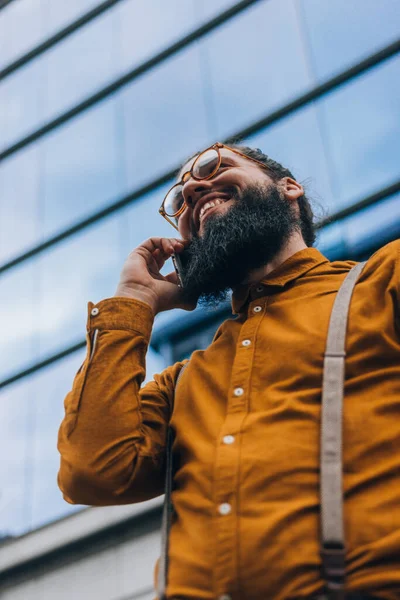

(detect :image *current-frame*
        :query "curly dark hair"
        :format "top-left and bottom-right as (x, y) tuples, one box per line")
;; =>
(228, 144), (316, 247)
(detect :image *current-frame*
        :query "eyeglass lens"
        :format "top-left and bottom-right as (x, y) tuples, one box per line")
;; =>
(163, 148), (220, 217)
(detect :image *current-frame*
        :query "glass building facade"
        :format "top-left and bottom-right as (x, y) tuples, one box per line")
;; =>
(0, 0), (399, 541)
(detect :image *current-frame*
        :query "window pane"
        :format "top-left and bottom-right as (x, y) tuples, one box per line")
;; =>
(0, 377), (32, 537)
(300, 0), (400, 80)
(197, 0), (237, 21)
(121, 45), (212, 191)
(317, 192), (400, 259)
(36, 216), (123, 362)
(117, 0), (197, 75)
(245, 105), (335, 214)
(0, 145), (41, 264)
(0, 262), (37, 382)
(0, 0), (102, 70)
(318, 55), (400, 209)
(203, 0), (313, 139)
(43, 0), (102, 36)
(45, 9), (119, 122)
(41, 98), (123, 239)
(0, 59), (45, 152)
(0, 0), (45, 70)
(30, 350), (88, 531)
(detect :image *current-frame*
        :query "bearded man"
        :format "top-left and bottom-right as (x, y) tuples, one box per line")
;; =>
(57, 143), (400, 600)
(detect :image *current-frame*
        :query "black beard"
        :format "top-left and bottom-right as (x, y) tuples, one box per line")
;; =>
(179, 183), (301, 309)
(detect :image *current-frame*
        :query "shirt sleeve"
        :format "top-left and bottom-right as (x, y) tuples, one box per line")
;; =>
(57, 296), (184, 507)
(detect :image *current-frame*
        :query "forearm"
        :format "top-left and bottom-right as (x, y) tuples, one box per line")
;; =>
(57, 297), (164, 505)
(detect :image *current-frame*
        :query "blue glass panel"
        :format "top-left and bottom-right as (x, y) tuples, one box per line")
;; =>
(36, 215), (123, 361)
(41, 98), (122, 239)
(43, 0), (101, 37)
(117, 0), (197, 75)
(318, 55), (400, 209)
(343, 192), (400, 256)
(0, 261), (37, 382)
(0, 0), (45, 70)
(300, 0), (400, 80)
(121, 45), (212, 191)
(44, 9), (119, 122)
(0, 58), (45, 152)
(245, 105), (335, 215)
(203, 0), (313, 139)
(0, 377), (32, 536)
(0, 145), (41, 264)
(317, 192), (400, 259)
(30, 350), (88, 531)
(0, 0), (102, 71)
(197, 0), (237, 21)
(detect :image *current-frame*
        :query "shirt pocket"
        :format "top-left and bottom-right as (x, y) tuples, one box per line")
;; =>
(64, 328), (98, 437)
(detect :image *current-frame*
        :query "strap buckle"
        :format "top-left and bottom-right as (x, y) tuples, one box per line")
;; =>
(321, 543), (346, 590)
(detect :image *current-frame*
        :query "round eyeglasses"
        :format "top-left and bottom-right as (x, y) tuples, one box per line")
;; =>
(158, 142), (272, 231)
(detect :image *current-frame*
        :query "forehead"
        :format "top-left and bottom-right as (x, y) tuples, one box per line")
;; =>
(177, 147), (249, 180)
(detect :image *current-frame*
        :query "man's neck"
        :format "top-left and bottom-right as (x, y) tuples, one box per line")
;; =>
(241, 233), (307, 285)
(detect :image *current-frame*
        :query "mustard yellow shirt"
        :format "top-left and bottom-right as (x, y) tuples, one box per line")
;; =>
(58, 242), (400, 599)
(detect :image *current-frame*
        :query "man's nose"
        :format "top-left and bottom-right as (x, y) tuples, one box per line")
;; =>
(182, 178), (214, 209)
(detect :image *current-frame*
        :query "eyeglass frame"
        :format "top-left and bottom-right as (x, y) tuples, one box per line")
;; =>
(158, 142), (275, 231)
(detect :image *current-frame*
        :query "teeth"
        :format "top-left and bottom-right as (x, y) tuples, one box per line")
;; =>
(199, 198), (225, 222)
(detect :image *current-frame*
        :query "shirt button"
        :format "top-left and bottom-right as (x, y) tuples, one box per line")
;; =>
(218, 503), (232, 516)
(256, 285), (264, 292)
(242, 339), (251, 347)
(223, 435), (235, 445)
(233, 387), (244, 397)
(218, 596), (232, 600)
(91, 307), (99, 316)
(253, 305), (262, 313)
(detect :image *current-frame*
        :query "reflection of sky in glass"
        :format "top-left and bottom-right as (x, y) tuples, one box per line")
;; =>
(121, 45), (213, 191)
(318, 55), (400, 207)
(0, 144), (42, 264)
(0, 376), (32, 537)
(31, 351), (87, 531)
(202, 0), (313, 139)
(317, 192), (400, 259)
(246, 105), (335, 214)
(0, 260), (37, 381)
(300, 0), (400, 80)
(0, 0), (103, 70)
(41, 97), (124, 238)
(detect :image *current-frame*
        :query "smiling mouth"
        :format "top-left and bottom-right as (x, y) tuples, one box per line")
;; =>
(199, 198), (228, 221)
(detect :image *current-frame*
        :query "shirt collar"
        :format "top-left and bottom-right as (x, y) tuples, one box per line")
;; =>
(231, 248), (329, 314)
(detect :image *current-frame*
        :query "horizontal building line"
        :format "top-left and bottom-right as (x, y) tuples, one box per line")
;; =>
(0, 0), (14, 11)
(316, 179), (400, 228)
(225, 37), (400, 143)
(0, 0), (262, 162)
(0, 341), (86, 391)
(0, 37), (399, 276)
(1, 180), (398, 391)
(0, 169), (175, 275)
(0, 0), (124, 81)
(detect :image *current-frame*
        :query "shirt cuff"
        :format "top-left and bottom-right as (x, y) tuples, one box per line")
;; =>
(86, 297), (154, 339)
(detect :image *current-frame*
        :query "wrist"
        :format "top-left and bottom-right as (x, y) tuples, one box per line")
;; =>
(114, 285), (158, 315)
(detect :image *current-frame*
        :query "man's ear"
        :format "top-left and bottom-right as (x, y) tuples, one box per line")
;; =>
(279, 177), (304, 201)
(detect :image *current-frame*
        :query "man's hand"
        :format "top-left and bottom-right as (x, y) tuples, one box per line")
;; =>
(114, 237), (197, 315)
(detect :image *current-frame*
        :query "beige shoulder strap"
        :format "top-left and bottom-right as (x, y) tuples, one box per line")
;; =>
(320, 261), (366, 598)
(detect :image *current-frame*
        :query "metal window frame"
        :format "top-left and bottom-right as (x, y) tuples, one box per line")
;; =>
(0, 0), (125, 81)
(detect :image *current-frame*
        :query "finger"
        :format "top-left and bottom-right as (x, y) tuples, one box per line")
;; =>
(161, 238), (175, 255)
(164, 270), (180, 285)
(152, 248), (166, 270)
